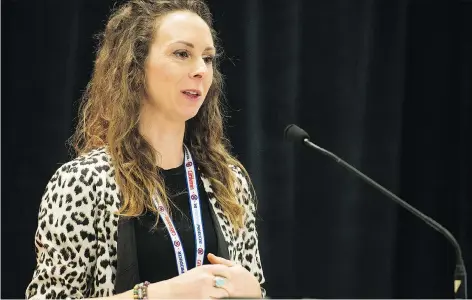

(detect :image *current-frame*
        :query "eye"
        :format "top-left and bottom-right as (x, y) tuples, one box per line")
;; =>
(203, 55), (215, 65)
(174, 50), (190, 59)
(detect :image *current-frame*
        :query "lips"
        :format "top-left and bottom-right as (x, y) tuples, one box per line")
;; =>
(181, 89), (202, 101)
(181, 89), (202, 96)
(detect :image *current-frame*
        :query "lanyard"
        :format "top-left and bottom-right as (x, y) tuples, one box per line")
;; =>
(152, 145), (205, 275)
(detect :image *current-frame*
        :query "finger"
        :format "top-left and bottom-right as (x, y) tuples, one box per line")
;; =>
(208, 271), (235, 298)
(207, 253), (225, 265)
(209, 286), (230, 299)
(200, 263), (232, 279)
(208, 253), (235, 267)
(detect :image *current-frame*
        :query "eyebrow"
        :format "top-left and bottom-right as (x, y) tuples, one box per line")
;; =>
(172, 40), (215, 51)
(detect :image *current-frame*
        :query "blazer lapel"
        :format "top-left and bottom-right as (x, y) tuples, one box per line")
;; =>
(114, 217), (140, 294)
(200, 175), (230, 260)
(208, 201), (230, 260)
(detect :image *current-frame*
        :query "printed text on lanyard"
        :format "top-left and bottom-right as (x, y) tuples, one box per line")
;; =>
(152, 145), (205, 275)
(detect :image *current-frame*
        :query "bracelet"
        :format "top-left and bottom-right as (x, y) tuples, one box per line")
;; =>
(133, 281), (150, 300)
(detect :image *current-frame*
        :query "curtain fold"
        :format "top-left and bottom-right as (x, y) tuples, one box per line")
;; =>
(2, 0), (470, 298)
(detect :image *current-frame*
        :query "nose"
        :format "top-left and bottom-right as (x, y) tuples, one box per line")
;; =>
(189, 59), (208, 79)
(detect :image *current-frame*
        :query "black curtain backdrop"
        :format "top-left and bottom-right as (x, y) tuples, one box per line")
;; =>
(2, 0), (471, 298)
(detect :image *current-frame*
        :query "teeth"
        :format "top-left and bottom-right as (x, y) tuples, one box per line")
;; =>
(185, 91), (197, 95)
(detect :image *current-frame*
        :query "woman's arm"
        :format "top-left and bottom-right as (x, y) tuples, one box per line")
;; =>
(87, 281), (171, 300)
(26, 159), (229, 299)
(26, 162), (100, 299)
(235, 167), (267, 298)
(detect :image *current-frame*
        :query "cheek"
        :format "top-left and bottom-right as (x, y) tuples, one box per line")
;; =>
(205, 69), (214, 90)
(148, 63), (173, 86)
(146, 62), (177, 100)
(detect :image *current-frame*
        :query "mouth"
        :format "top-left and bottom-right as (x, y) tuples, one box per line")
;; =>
(181, 89), (202, 97)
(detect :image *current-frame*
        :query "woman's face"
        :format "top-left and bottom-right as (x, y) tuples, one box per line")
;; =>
(144, 10), (215, 123)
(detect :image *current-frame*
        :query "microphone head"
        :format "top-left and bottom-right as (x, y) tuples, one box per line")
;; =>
(284, 124), (310, 143)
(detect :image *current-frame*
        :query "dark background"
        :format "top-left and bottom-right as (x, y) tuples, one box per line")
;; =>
(2, 0), (471, 298)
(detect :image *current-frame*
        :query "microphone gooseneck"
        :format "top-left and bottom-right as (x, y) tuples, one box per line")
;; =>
(284, 124), (467, 299)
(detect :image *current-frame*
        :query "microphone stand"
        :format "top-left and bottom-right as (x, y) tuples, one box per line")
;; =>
(303, 138), (468, 299)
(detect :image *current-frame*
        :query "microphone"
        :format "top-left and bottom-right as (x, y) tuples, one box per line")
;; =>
(284, 124), (468, 299)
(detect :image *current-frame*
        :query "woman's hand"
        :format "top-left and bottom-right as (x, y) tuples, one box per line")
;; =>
(208, 253), (262, 299)
(147, 263), (232, 299)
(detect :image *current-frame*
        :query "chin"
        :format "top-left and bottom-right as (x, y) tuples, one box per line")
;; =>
(180, 109), (201, 122)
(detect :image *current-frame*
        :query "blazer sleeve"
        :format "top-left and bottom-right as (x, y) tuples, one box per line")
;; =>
(26, 163), (97, 299)
(237, 169), (268, 298)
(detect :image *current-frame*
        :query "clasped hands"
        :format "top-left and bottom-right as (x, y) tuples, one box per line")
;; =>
(207, 253), (262, 299)
(150, 253), (262, 299)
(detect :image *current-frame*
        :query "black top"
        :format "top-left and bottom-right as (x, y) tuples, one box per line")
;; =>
(134, 163), (219, 283)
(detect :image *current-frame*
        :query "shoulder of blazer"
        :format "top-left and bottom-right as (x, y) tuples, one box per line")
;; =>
(26, 147), (114, 299)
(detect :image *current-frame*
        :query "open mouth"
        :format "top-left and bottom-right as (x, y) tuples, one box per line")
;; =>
(182, 90), (201, 96)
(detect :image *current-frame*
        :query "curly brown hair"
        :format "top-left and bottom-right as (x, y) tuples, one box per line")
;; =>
(69, 0), (250, 229)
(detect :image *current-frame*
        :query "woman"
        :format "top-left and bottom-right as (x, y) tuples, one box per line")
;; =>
(25, 0), (266, 299)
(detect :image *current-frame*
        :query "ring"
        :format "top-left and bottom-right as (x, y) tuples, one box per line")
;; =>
(214, 276), (226, 288)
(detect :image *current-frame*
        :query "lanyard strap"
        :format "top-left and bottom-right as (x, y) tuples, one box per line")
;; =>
(152, 145), (205, 275)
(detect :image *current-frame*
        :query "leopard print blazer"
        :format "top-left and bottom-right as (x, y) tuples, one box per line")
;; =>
(25, 148), (266, 299)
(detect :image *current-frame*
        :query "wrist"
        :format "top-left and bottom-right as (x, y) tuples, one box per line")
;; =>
(256, 286), (263, 298)
(147, 279), (172, 299)
(253, 279), (263, 298)
(132, 281), (150, 299)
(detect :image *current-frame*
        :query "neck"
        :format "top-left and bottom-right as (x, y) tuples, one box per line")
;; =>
(139, 106), (185, 170)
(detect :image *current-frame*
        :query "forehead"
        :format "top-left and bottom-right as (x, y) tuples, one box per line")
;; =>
(155, 11), (214, 47)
